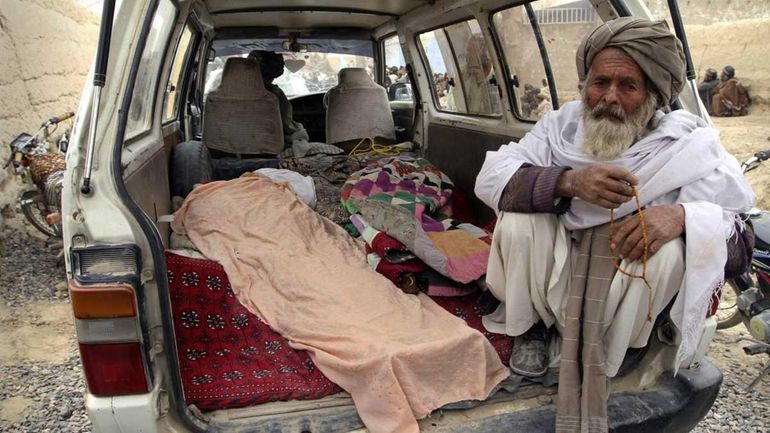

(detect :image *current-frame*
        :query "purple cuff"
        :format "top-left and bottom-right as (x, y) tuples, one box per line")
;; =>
(532, 166), (571, 213)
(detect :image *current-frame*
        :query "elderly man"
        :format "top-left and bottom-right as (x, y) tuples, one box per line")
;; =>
(712, 65), (750, 117)
(475, 17), (754, 431)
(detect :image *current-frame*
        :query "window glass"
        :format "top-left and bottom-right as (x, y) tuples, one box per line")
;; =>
(492, 7), (550, 121)
(163, 24), (194, 122)
(383, 35), (413, 102)
(126, 0), (176, 138)
(204, 50), (374, 99)
(418, 19), (501, 116)
(531, 1), (603, 104)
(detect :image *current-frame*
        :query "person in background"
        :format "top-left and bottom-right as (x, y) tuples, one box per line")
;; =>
(530, 90), (552, 118)
(697, 68), (719, 114)
(711, 65), (750, 117)
(248, 50), (310, 147)
(474, 17), (754, 432)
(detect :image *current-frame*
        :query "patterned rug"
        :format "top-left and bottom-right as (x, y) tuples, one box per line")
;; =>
(167, 251), (512, 412)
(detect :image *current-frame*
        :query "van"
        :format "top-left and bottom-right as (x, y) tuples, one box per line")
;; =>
(63, 0), (720, 431)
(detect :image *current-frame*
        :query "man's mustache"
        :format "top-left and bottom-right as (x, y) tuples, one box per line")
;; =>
(591, 103), (626, 121)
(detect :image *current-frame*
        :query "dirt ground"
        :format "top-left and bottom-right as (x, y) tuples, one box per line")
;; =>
(714, 107), (770, 208)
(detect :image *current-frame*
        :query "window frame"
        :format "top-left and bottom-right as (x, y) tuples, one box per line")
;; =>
(488, 3), (559, 123)
(415, 17), (504, 119)
(124, 0), (179, 142)
(162, 22), (197, 124)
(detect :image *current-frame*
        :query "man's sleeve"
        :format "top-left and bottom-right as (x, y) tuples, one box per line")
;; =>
(724, 220), (755, 279)
(498, 164), (571, 214)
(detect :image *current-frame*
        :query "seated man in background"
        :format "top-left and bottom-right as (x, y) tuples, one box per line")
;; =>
(698, 68), (719, 114)
(248, 50), (310, 147)
(474, 17), (754, 431)
(712, 65), (750, 117)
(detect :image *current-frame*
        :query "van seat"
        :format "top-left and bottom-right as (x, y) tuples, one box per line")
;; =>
(203, 57), (284, 156)
(325, 67), (396, 146)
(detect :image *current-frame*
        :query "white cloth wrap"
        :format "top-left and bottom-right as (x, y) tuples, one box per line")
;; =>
(475, 101), (754, 369)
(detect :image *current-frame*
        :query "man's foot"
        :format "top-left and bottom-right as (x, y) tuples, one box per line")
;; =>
(510, 322), (548, 377)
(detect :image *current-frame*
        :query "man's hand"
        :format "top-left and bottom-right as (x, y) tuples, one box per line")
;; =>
(557, 164), (639, 209)
(610, 204), (685, 262)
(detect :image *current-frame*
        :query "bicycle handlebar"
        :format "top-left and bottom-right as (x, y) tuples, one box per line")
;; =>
(46, 112), (75, 126)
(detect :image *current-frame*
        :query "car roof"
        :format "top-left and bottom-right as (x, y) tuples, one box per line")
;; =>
(205, 0), (431, 29)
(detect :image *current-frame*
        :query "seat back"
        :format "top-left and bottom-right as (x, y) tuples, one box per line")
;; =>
(325, 68), (395, 145)
(204, 57), (284, 155)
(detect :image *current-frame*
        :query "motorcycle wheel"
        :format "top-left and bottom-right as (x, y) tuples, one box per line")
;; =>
(716, 279), (744, 330)
(20, 190), (58, 238)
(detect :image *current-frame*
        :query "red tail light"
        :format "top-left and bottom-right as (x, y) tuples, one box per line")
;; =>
(79, 342), (149, 396)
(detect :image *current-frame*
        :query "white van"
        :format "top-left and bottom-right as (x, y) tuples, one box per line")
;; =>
(63, 1), (720, 432)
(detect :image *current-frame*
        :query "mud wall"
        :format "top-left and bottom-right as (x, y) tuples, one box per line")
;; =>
(0, 0), (98, 220)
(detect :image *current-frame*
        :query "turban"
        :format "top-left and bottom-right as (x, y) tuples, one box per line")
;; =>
(576, 17), (686, 106)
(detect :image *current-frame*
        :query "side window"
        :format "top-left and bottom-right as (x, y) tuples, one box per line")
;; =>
(418, 19), (501, 116)
(125, 0), (176, 139)
(163, 24), (194, 122)
(531, 2), (603, 103)
(492, 7), (550, 121)
(383, 35), (413, 102)
(492, 3), (603, 121)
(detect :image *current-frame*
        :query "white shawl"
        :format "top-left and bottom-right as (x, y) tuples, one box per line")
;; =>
(475, 101), (755, 370)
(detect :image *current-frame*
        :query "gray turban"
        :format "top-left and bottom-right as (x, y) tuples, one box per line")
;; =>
(576, 17), (686, 106)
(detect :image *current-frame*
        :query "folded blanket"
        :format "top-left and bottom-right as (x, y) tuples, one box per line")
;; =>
(352, 214), (477, 297)
(171, 177), (509, 433)
(341, 156), (490, 283)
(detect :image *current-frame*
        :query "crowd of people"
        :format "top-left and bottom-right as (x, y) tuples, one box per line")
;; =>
(698, 65), (751, 116)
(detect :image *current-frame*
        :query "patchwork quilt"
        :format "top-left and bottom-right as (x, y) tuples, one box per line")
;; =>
(341, 157), (490, 284)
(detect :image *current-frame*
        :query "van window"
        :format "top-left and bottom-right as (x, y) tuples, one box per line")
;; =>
(418, 19), (501, 116)
(492, 6), (550, 121)
(492, 2), (603, 121)
(125, 0), (176, 139)
(383, 35), (413, 102)
(531, 1), (603, 104)
(163, 24), (194, 122)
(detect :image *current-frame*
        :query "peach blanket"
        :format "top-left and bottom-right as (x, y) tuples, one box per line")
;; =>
(172, 177), (508, 433)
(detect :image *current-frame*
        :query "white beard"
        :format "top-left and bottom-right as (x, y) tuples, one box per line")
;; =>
(581, 93), (657, 160)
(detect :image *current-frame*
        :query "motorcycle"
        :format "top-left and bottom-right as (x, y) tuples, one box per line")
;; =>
(716, 149), (770, 390)
(3, 112), (74, 237)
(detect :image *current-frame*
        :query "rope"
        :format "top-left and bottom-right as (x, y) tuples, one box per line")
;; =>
(346, 137), (404, 159)
(609, 187), (654, 322)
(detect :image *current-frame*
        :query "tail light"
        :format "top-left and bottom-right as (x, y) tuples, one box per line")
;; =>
(69, 245), (149, 396)
(79, 342), (148, 395)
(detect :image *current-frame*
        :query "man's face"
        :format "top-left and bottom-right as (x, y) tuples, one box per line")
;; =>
(584, 48), (648, 120)
(580, 48), (657, 160)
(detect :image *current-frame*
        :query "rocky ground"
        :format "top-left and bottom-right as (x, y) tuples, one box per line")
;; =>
(0, 110), (769, 432)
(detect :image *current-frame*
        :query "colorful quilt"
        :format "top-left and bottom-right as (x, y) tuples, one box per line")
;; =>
(351, 213), (477, 297)
(167, 251), (512, 412)
(341, 157), (490, 284)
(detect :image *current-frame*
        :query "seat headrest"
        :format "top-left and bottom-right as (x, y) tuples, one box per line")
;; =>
(216, 57), (265, 95)
(337, 68), (376, 88)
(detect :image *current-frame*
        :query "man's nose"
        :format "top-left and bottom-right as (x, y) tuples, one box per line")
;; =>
(602, 85), (619, 104)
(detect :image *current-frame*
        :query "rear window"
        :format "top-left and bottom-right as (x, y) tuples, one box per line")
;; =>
(418, 19), (502, 116)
